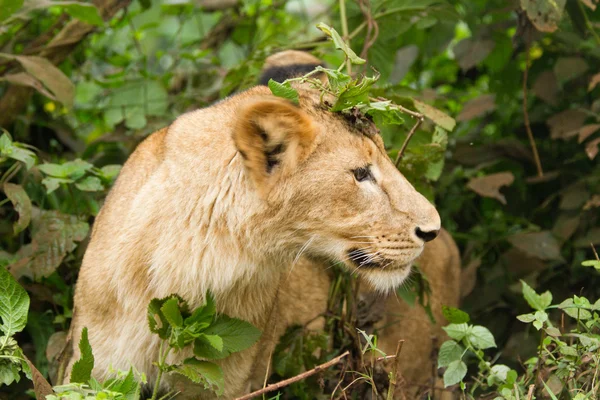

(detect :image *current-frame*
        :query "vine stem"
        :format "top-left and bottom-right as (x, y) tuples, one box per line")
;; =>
(522, 32), (544, 177)
(386, 340), (405, 400)
(339, 0), (351, 75)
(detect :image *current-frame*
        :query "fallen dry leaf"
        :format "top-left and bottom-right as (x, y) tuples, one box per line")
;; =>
(578, 124), (600, 143)
(454, 38), (494, 71)
(547, 109), (588, 140)
(503, 248), (548, 277)
(554, 57), (589, 82)
(457, 94), (496, 122)
(521, 0), (566, 32)
(467, 172), (515, 204)
(507, 231), (564, 262)
(585, 137), (600, 159)
(24, 355), (54, 400)
(552, 213), (580, 242)
(532, 70), (559, 106)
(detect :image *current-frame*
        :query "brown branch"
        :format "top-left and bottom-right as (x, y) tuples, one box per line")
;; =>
(386, 340), (405, 400)
(395, 116), (424, 167)
(234, 351), (350, 400)
(526, 384), (535, 400)
(522, 29), (543, 177)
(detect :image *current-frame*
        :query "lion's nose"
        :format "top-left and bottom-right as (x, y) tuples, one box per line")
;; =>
(415, 227), (439, 242)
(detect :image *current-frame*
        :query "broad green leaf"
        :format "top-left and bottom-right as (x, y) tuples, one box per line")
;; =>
(413, 99), (456, 131)
(75, 176), (104, 192)
(268, 79), (299, 105)
(442, 323), (469, 341)
(161, 297), (184, 328)
(558, 298), (592, 320)
(172, 358), (224, 395)
(38, 159), (93, 180)
(108, 368), (140, 399)
(203, 315), (261, 353)
(0, 267), (29, 336)
(437, 340), (463, 368)
(521, 280), (552, 311)
(70, 327), (94, 384)
(443, 359), (467, 387)
(63, 4), (103, 26)
(0, 0), (24, 22)
(442, 306), (470, 324)
(3, 183), (32, 234)
(487, 364), (512, 386)
(200, 334), (223, 352)
(194, 315), (261, 359)
(316, 23), (365, 65)
(99, 165), (122, 181)
(467, 326), (496, 349)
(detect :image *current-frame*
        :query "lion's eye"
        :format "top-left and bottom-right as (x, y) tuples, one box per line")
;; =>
(353, 166), (373, 182)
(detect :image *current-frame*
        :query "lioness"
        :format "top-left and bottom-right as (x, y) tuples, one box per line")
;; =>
(66, 51), (460, 399)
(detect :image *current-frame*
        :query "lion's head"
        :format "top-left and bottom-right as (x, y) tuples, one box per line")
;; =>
(232, 55), (440, 292)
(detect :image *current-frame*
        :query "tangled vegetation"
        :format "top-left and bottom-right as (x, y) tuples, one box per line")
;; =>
(0, 0), (599, 399)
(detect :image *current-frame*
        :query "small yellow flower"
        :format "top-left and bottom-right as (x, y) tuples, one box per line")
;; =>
(44, 102), (56, 113)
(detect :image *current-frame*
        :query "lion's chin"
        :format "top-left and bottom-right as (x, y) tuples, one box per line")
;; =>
(358, 265), (412, 294)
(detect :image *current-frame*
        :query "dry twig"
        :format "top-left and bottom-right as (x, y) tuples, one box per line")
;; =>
(522, 28), (544, 177)
(386, 340), (405, 400)
(234, 351), (350, 400)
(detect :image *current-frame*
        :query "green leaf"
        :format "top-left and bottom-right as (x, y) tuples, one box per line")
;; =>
(332, 75), (379, 112)
(413, 99), (456, 131)
(437, 340), (463, 368)
(442, 323), (469, 341)
(38, 159), (93, 180)
(70, 327), (94, 384)
(268, 79), (299, 105)
(200, 334), (223, 352)
(442, 306), (470, 324)
(161, 297), (184, 328)
(63, 3), (104, 26)
(74, 176), (104, 192)
(185, 292), (216, 326)
(171, 358), (224, 396)
(0, 0), (23, 22)
(148, 296), (178, 340)
(0, 133), (36, 169)
(582, 260), (600, 270)
(316, 23), (365, 65)
(558, 298), (592, 320)
(3, 183), (32, 235)
(41, 177), (73, 194)
(517, 313), (536, 323)
(194, 315), (261, 359)
(467, 326), (496, 349)
(443, 359), (467, 387)
(521, 280), (552, 311)
(0, 266), (29, 337)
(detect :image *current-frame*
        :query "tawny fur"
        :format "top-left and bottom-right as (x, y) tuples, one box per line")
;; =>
(65, 81), (458, 399)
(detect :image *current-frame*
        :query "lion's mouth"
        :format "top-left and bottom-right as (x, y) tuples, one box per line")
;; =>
(346, 248), (397, 270)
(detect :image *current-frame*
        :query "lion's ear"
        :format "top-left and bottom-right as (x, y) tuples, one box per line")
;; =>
(232, 98), (316, 196)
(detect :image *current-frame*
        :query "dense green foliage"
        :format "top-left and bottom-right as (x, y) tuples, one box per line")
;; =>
(0, 0), (599, 399)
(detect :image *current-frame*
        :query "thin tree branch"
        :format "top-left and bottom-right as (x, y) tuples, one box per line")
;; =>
(522, 30), (544, 177)
(234, 351), (350, 400)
